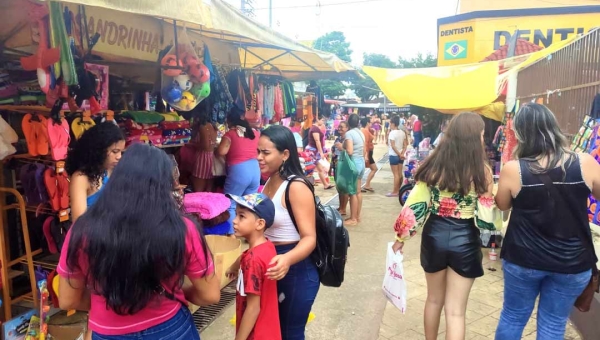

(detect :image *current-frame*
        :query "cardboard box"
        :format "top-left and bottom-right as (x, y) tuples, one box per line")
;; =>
(205, 235), (241, 289)
(187, 236), (241, 313)
(47, 324), (86, 340)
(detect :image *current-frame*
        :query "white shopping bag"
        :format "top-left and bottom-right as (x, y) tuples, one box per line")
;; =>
(382, 242), (407, 313)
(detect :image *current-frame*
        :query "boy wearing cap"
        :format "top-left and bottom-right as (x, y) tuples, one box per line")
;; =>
(225, 193), (281, 340)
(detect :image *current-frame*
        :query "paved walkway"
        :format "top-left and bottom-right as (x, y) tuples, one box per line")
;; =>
(201, 144), (582, 340)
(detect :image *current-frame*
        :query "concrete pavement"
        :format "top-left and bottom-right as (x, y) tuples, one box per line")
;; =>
(201, 144), (582, 340)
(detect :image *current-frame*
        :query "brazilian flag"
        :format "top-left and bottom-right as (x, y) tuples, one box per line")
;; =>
(444, 40), (467, 60)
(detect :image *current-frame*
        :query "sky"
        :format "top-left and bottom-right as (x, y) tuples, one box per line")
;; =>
(224, 0), (459, 66)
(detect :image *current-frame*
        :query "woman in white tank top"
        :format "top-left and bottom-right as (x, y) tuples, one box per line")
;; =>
(258, 125), (320, 340)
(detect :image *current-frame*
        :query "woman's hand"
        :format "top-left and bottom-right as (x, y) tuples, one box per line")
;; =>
(266, 255), (291, 280)
(392, 240), (404, 254)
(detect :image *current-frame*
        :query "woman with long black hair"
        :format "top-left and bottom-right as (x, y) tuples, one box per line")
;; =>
(58, 143), (220, 339)
(217, 112), (261, 231)
(258, 125), (319, 340)
(66, 122), (125, 222)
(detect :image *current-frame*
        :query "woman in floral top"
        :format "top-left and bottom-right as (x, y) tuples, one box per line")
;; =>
(391, 112), (500, 340)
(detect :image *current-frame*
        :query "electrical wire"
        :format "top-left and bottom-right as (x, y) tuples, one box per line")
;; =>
(253, 0), (393, 11)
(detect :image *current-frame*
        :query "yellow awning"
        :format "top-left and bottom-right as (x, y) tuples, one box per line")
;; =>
(363, 35), (579, 120)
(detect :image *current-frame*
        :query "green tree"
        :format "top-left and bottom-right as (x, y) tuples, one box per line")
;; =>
(313, 31), (353, 63)
(318, 79), (347, 98)
(352, 53), (397, 102)
(397, 52), (437, 69)
(313, 31), (353, 98)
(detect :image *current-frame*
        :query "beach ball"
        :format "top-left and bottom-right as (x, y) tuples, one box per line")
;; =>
(162, 84), (182, 103)
(191, 82), (211, 99)
(160, 54), (182, 77)
(199, 64), (210, 83)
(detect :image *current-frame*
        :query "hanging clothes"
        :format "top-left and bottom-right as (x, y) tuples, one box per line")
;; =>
(207, 66), (233, 124)
(501, 117), (517, 165)
(282, 82), (296, 117)
(273, 85), (284, 123)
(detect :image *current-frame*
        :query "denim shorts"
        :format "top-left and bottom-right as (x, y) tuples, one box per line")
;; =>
(389, 155), (404, 166)
(353, 156), (366, 179)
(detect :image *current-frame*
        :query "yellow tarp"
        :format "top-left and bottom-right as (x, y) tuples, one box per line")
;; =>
(363, 35), (579, 121)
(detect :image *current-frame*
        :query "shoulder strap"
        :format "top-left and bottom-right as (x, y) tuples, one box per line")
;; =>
(538, 173), (598, 264)
(284, 175), (314, 233)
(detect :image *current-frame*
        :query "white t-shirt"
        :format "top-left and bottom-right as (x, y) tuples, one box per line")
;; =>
(388, 129), (407, 156)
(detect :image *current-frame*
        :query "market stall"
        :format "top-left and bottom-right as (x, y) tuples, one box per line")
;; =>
(0, 0), (357, 335)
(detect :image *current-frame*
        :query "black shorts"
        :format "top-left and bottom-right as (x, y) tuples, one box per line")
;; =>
(421, 214), (483, 278)
(367, 150), (375, 165)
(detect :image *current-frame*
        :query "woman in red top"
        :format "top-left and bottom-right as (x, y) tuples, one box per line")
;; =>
(58, 143), (220, 339)
(217, 113), (262, 233)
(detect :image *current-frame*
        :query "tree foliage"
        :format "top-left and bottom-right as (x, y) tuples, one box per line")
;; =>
(313, 31), (353, 63)
(318, 79), (347, 98)
(313, 31), (354, 98)
(397, 52), (437, 69)
(351, 53), (395, 102)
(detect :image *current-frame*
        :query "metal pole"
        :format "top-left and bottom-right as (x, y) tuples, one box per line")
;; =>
(269, 0), (273, 27)
(383, 95), (387, 115)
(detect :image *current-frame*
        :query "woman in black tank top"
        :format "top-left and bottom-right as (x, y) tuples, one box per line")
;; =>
(495, 103), (600, 340)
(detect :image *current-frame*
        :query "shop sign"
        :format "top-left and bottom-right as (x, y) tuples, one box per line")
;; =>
(493, 28), (586, 50)
(70, 5), (163, 62)
(437, 11), (600, 66)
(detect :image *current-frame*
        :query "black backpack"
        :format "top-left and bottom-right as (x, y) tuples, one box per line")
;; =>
(285, 176), (350, 287)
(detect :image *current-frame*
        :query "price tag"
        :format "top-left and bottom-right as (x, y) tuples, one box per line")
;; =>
(59, 209), (70, 222)
(56, 161), (65, 174)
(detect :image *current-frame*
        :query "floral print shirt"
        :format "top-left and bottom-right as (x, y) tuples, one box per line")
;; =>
(394, 182), (500, 241)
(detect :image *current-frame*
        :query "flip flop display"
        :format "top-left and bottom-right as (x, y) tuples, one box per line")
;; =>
(47, 117), (70, 160)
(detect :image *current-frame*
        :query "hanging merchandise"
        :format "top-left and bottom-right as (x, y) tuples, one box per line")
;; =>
(19, 3), (60, 94)
(161, 28), (210, 111)
(49, 2), (77, 87)
(208, 66), (233, 124)
(227, 69), (250, 114)
(571, 115), (598, 152)
(22, 114), (49, 157)
(47, 115), (70, 161)
(501, 112), (517, 165)
(245, 75), (261, 128)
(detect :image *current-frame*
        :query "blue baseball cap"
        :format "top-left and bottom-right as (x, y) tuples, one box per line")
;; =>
(226, 193), (275, 228)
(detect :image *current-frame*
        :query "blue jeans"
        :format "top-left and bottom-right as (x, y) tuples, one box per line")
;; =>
(92, 307), (200, 339)
(225, 159), (260, 232)
(276, 243), (320, 340)
(495, 260), (591, 340)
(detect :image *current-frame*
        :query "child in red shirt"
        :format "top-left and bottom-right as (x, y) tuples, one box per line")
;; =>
(226, 193), (281, 340)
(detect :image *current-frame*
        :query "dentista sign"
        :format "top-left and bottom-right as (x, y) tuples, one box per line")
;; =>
(437, 6), (600, 66)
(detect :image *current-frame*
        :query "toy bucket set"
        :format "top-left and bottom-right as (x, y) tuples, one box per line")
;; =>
(160, 29), (210, 112)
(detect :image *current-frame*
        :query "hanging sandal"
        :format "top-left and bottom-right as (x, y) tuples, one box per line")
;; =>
(44, 168), (61, 211)
(56, 171), (70, 210)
